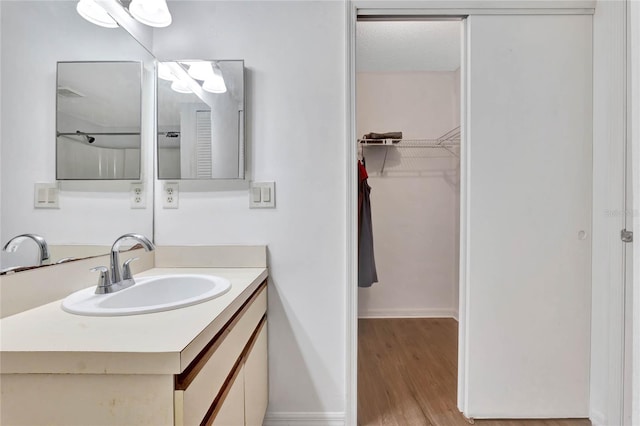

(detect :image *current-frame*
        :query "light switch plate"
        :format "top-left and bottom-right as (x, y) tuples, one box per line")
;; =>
(163, 182), (179, 209)
(130, 183), (146, 209)
(34, 183), (59, 209)
(249, 182), (275, 208)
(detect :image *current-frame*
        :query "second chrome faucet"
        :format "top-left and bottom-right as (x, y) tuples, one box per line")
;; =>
(93, 233), (155, 294)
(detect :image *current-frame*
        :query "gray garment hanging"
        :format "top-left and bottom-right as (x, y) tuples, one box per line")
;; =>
(358, 162), (378, 287)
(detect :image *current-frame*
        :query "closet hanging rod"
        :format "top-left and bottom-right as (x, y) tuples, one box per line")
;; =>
(358, 139), (459, 146)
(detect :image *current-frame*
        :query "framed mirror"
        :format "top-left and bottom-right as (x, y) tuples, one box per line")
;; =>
(56, 61), (142, 180)
(0, 1), (154, 272)
(157, 60), (245, 180)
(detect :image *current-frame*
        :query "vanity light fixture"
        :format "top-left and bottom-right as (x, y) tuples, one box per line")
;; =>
(186, 62), (214, 81)
(76, 0), (119, 28)
(128, 0), (172, 28)
(202, 64), (227, 94)
(170, 80), (193, 94)
(158, 63), (175, 81)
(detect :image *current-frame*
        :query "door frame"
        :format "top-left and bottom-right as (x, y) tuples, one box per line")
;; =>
(628, 1), (639, 424)
(345, 2), (609, 425)
(344, 7), (470, 423)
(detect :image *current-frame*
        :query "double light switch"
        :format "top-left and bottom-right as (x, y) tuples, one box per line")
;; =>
(250, 182), (275, 208)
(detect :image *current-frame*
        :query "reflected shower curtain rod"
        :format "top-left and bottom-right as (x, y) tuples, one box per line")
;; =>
(56, 131), (141, 136)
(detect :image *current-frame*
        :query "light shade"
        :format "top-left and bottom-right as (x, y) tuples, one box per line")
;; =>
(187, 62), (214, 81)
(76, 0), (119, 28)
(158, 63), (175, 81)
(129, 0), (172, 28)
(202, 65), (227, 94)
(171, 80), (193, 94)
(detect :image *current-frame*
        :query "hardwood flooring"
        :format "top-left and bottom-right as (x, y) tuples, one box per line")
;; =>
(358, 318), (591, 426)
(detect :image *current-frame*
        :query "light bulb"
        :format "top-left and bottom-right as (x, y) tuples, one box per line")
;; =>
(158, 63), (175, 81)
(186, 62), (214, 81)
(171, 80), (193, 94)
(202, 65), (227, 94)
(129, 0), (172, 28)
(76, 0), (119, 28)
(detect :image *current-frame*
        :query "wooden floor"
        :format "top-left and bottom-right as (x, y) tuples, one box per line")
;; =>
(358, 318), (591, 426)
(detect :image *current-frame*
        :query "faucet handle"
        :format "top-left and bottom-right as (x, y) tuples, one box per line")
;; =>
(122, 257), (139, 280)
(90, 266), (110, 293)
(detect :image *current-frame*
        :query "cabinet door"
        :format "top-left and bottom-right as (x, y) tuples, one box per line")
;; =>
(211, 365), (245, 426)
(175, 285), (267, 426)
(463, 14), (592, 418)
(244, 324), (268, 426)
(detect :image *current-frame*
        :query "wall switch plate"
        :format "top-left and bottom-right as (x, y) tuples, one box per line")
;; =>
(130, 183), (146, 209)
(163, 182), (179, 209)
(34, 183), (59, 209)
(249, 182), (275, 208)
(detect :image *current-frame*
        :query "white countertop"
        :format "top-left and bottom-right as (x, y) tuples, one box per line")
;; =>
(0, 267), (268, 375)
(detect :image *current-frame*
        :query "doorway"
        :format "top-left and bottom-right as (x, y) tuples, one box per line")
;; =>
(355, 17), (465, 425)
(352, 12), (595, 426)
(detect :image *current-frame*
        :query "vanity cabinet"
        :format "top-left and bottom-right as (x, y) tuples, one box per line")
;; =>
(0, 274), (268, 426)
(175, 281), (267, 426)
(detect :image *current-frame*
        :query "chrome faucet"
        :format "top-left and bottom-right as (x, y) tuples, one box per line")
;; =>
(2, 234), (50, 266)
(93, 233), (155, 294)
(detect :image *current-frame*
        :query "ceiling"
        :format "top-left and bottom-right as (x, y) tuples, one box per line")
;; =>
(57, 61), (141, 129)
(356, 21), (462, 72)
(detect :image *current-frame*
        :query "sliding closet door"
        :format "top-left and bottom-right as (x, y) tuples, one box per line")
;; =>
(463, 15), (592, 418)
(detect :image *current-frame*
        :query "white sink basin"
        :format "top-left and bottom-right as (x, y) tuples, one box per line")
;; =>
(61, 274), (231, 316)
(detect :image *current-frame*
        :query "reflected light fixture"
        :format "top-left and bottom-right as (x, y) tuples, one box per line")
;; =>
(202, 64), (227, 94)
(76, 0), (119, 28)
(129, 0), (172, 28)
(158, 63), (175, 81)
(171, 80), (193, 94)
(186, 62), (214, 81)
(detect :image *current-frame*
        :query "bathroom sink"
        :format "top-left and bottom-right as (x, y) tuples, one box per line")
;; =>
(61, 274), (231, 316)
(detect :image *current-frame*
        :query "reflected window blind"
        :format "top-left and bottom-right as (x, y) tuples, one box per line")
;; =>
(195, 110), (212, 178)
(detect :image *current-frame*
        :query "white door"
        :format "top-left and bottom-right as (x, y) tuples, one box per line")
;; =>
(461, 14), (592, 418)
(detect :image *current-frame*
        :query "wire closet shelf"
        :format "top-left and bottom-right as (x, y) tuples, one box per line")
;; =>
(358, 126), (460, 173)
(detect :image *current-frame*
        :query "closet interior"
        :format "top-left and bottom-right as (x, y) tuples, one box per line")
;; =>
(357, 19), (461, 316)
(356, 19), (463, 425)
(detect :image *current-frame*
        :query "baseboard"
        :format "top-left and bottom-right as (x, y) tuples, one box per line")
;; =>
(358, 308), (458, 319)
(263, 412), (345, 426)
(589, 410), (606, 426)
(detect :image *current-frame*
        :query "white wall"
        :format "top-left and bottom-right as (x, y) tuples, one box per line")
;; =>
(356, 71), (460, 318)
(152, 1), (346, 418)
(0, 1), (153, 267)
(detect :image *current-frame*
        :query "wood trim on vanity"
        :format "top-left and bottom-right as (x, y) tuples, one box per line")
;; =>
(175, 279), (267, 391)
(201, 315), (267, 426)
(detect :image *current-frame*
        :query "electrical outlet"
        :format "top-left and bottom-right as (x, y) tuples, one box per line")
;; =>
(130, 183), (146, 209)
(163, 182), (179, 209)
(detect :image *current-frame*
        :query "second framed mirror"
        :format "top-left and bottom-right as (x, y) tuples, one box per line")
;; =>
(157, 60), (245, 180)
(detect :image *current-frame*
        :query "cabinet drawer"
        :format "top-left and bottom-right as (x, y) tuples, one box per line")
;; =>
(211, 365), (245, 426)
(207, 318), (267, 426)
(175, 284), (266, 426)
(244, 324), (268, 426)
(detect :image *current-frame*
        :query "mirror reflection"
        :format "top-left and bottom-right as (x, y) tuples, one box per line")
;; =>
(56, 61), (142, 180)
(0, 1), (154, 273)
(157, 60), (245, 180)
